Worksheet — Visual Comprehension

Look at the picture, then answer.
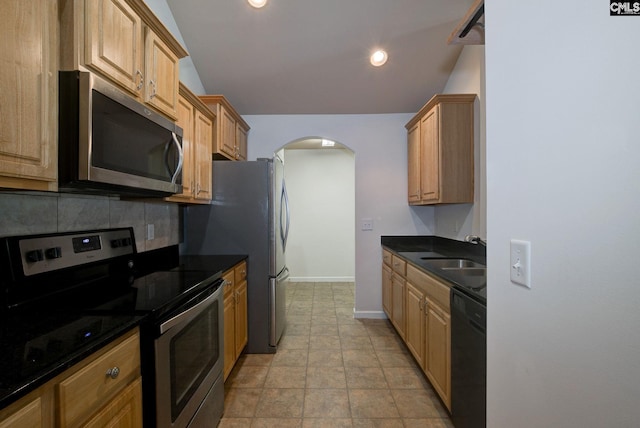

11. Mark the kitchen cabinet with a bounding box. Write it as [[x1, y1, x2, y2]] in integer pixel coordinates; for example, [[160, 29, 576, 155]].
[[405, 94, 476, 205], [223, 261, 248, 380], [0, 0, 58, 192], [0, 328, 142, 428], [60, 0, 188, 120], [381, 248, 453, 411], [199, 95, 250, 161], [166, 83, 214, 204]]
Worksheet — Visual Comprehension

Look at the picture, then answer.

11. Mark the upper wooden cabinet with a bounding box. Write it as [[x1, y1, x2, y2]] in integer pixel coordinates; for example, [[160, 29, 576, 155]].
[[166, 83, 215, 204], [60, 0, 188, 120], [199, 95, 250, 161], [405, 94, 476, 205], [0, 0, 58, 192]]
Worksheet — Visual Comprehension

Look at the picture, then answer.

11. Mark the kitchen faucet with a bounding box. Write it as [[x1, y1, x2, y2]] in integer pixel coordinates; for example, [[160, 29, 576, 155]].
[[465, 235, 487, 246]]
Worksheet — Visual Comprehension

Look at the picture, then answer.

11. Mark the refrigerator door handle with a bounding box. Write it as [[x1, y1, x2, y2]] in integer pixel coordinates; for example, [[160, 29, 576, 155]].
[[281, 179, 291, 251]]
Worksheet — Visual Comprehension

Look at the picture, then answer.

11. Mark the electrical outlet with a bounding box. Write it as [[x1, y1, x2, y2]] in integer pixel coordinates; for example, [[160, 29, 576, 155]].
[[361, 218, 373, 231], [510, 239, 531, 288], [147, 224, 155, 241]]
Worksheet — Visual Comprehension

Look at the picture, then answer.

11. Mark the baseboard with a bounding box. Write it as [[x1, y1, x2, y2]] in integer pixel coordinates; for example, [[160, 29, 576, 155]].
[[289, 276, 355, 282], [353, 310, 388, 319]]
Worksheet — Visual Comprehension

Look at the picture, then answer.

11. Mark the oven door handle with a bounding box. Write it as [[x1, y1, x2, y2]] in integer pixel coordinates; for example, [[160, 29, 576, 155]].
[[159, 285, 221, 334]]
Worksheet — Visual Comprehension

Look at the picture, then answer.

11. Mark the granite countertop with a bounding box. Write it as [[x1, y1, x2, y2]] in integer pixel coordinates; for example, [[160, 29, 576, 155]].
[[381, 236, 486, 302], [0, 253, 246, 410]]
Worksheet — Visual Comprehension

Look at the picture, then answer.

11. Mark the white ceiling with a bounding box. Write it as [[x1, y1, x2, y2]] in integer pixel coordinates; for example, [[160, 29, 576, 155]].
[[166, 0, 475, 115]]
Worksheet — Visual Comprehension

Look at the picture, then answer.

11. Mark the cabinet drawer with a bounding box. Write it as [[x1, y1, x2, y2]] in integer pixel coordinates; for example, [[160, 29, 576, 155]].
[[234, 261, 247, 283], [222, 269, 235, 297], [391, 255, 406, 276], [382, 249, 392, 266], [406, 264, 450, 311], [57, 331, 140, 427]]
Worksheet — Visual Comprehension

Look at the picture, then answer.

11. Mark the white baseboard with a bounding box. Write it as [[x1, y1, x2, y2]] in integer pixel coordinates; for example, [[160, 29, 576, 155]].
[[289, 276, 355, 283], [353, 310, 388, 319]]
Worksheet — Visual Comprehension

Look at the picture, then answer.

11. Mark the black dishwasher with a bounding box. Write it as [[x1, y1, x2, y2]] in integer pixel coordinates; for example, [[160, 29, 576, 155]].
[[451, 286, 486, 428]]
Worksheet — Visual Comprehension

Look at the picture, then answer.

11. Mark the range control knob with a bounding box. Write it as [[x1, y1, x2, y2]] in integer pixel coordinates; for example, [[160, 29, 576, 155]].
[[45, 247, 62, 259], [25, 249, 44, 263]]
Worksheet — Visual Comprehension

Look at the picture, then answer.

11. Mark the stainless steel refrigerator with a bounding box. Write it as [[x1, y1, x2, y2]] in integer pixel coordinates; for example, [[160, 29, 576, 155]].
[[183, 156, 290, 353]]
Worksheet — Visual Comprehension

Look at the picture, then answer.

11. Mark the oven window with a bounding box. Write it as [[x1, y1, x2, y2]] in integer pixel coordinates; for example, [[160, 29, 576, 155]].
[[170, 300, 220, 421]]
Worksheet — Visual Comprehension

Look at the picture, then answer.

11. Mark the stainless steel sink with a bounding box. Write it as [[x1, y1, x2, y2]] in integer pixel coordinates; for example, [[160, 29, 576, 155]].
[[421, 258, 484, 269], [441, 267, 486, 277]]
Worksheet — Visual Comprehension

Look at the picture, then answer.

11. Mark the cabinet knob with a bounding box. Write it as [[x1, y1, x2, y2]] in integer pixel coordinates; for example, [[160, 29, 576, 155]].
[[105, 367, 120, 379]]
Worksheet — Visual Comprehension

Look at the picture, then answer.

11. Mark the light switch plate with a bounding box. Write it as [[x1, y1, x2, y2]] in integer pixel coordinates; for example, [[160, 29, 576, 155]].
[[510, 239, 531, 288], [361, 218, 373, 231]]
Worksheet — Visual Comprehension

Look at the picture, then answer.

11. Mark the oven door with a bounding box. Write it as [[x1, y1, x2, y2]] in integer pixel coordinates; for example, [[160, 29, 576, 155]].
[[154, 282, 224, 428]]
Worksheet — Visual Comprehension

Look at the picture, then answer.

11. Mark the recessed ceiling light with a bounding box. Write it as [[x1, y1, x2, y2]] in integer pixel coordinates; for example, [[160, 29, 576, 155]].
[[370, 49, 388, 67], [248, 0, 267, 8]]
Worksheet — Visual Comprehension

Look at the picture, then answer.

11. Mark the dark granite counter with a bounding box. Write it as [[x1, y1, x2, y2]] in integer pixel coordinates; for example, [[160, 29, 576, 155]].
[[381, 236, 486, 303]]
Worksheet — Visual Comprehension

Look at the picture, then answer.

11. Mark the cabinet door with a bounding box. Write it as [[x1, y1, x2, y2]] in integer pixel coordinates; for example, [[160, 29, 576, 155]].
[[420, 107, 440, 202], [425, 300, 451, 410], [235, 280, 248, 357], [144, 27, 179, 119], [407, 121, 421, 203], [194, 110, 213, 201], [405, 283, 425, 365], [83, 378, 142, 428], [236, 124, 248, 161], [382, 264, 392, 318], [85, 0, 143, 96], [218, 106, 237, 159], [0, 0, 58, 191], [169, 94, 195, 200], [391, 275, 405, 339], [0, 397, 43, 428]]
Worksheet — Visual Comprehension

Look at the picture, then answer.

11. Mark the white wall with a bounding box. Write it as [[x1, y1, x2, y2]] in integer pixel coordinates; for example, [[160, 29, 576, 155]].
[[436, 45, 486, 240], [284, 148, 355, 282], [244, 114, 435, 317], [486, 1, 640, 426]]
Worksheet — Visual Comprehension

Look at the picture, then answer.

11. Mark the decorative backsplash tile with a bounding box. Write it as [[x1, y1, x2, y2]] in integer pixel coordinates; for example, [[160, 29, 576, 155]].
[[0, 192, 180, 253]]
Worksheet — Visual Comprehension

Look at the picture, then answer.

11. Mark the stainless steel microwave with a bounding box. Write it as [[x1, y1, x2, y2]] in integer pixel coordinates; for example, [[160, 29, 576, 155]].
[[58, 71, 183, 197]]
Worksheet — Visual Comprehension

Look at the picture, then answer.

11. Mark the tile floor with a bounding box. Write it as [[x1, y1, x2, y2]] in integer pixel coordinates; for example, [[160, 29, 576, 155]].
[[219, 282, 454, 428]]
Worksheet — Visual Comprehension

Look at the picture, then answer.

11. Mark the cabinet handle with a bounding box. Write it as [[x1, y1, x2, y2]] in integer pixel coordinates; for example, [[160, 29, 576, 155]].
[[149, 79, 156, 99], [135, 70, 144, 90], [196, 182, 201, 195], [105, 367, 120, 379]]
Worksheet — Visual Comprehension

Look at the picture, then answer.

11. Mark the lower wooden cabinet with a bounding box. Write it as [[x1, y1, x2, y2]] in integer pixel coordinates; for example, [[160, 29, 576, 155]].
[[0, 328, 142, 428], [223, 260, 248, 380], [381, 248, 452, 411]]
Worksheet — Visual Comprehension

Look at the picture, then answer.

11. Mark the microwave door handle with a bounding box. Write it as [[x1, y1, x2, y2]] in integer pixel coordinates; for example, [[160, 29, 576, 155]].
[[171, 132, 183, 184]]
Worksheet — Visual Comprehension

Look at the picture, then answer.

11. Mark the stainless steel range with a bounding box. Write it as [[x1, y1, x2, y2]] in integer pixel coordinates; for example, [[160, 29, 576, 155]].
[[0, 228, 225, 428]]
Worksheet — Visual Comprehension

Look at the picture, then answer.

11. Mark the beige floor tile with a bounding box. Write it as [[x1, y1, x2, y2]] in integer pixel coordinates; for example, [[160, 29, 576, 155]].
[[403, 418, 455, 428], [348, 389, 400, 419], [338, 324, 370, 337], [310, 324, 338, 336], [279, 335, 310, 350], [342, 349, 380, 368], [272, 348, 309, 366], [383, 367, 430, 389], [390, 389, 448, 418], [306, 366, 347, 389], [286, 323, 312, 336], [309, 335, 341, 350], [370, 335, 405, 351], [255, 389, 305, 418], [225, 365, 269, 388], [238, 353, 274, 367], [340, 336, 373, 350], [311, 315, 338, 325], [265, 366, 307, 388], [217, 417, 253, 427], [375, 350, 416, 368], [308, 349, 344, 367], [345, 367, 388, 389], [303, 389, 351, 418], [252, 418, 303, 427], [302, 418, 353, 428], [223, 388, 261, 417], [352, 419, 404, 428]]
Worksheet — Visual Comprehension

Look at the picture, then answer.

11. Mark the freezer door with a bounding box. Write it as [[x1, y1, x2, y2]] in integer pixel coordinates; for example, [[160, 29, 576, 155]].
[[270, 267, 289, 346]]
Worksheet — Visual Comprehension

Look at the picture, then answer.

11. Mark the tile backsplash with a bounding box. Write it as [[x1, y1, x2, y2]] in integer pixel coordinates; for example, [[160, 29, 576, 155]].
[[0, 192, 179, 252]]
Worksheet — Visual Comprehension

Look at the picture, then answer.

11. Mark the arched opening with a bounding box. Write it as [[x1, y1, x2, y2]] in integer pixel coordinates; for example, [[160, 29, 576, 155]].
[[274, 137, 356, 294]]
